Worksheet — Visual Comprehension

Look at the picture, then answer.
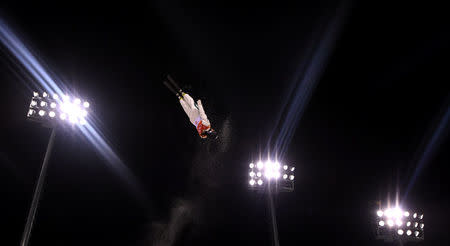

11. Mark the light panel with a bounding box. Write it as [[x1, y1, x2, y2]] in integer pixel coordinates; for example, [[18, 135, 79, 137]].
[[27, 91, 90, 126], [248, 160, 295, 191], [375, 207, 424, 242]]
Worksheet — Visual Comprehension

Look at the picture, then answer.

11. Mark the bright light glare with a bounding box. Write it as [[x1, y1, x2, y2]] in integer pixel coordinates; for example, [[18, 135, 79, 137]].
[[53, 94, 59, 99], [398, 229, 404, 235], [38, 110, 45, 116], [274, 171, 280, 179], [59, 100, 87, 125], [414, 222, 418, 228], [27, 109, 35, 116], [264, 160, 281, 180], [379, 220, 385, 227], [393, 207, 403, 218], [407, 230, 412, 236], [407, 221, 411, 227], [249, 179, 255, 186], [49, 111, 55, 118], [42, 92, 48, 97], [249, 171, 255, 177], [69, 115, 77, 124], [414, 231, 419, 237], [30, 100, 37, 106], [264, 169, 275, 179], [283, 165, 288, 170], [249, 163, 254, 168], [420, 223, 424, 229], [377, 210, 383, 217], [274, 161, 280, 170], [257, 179, 263, 185], [384, 209, 392, 218], [60, 113, 66, 120], [291, 167, 295, 171], [396, 219, 402, 227], [33, 92, 39, 97], [257, 161, 263, 169], [40, 101, 46, 107], [404, 211, 410, 217], [289, 175, 294, 180], [283, 174, 288, 179], [413, 213, 417, 218], [83, 101, 90, 108], [50, 102, 56, 108], [256, 172, 262, 177], [387, 220, 394, 227], [419, 214, 423, 219], [74, 98, 81, 104]]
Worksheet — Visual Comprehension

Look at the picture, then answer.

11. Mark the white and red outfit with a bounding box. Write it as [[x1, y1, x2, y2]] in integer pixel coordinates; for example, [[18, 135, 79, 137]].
[[179, 93, 211, 138]]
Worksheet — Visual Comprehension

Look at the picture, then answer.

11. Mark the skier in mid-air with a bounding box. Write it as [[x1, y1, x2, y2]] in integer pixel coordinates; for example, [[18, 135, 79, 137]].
[[163, 75, 217, 139], [152, 75, 231, 245]]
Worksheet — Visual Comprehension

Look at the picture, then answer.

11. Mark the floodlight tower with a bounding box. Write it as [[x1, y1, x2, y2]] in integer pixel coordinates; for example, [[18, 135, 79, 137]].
[[21, 91, 90, 246], [248, 160, 296, 246], [373, 204, 424, 245]]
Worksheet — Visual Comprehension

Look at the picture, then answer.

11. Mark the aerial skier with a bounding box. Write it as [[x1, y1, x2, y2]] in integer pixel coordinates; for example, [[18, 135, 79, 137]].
[[150, 75, 231, 245], [163, 75, 217, 139]]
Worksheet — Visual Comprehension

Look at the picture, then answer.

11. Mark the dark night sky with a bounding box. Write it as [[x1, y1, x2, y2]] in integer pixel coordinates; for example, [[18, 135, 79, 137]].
[[1, 1, 449, 245]]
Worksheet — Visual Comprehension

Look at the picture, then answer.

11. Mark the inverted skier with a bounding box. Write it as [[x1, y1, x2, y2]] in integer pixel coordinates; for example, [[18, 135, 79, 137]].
[[164, 75, 217, 139]]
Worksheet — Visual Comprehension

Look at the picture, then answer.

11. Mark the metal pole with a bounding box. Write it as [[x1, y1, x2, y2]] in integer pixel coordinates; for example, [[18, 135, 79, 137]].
[[267, 182, 280, 246], [20, 128, 57, 246], [395, 236, 404, 246]]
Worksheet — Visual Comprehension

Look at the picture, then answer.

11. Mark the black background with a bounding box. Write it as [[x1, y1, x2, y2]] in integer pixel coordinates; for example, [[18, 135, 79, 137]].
[[1, 1, 449, 245]]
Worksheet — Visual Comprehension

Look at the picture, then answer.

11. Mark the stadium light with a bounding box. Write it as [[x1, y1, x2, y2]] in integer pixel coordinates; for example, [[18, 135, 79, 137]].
[[247, 158, 296, 246], [21, 91, 91, 246], [27, 91, 90, 126], [374, 205, 424, 244], [248, 159, 295, 192]]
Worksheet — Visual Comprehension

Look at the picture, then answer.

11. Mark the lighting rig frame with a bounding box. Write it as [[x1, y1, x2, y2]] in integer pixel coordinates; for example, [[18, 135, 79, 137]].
[[27, 91, 90, 127], [374, 206, 425, 244], [248, 160, 295, 192]]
